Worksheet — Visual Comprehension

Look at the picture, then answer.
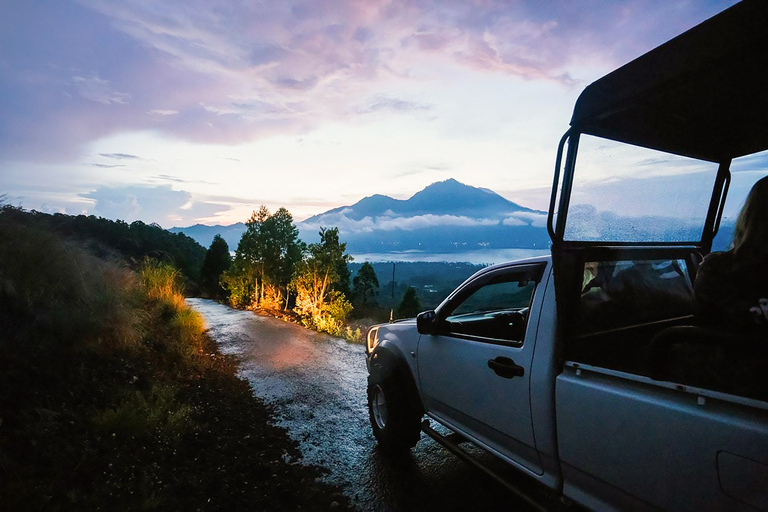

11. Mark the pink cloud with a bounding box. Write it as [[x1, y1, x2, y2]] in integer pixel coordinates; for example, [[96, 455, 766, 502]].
[[1, 0, 737, 161]]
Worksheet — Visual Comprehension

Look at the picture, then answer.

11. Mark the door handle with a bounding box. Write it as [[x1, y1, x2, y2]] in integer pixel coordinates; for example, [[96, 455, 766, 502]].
[[487, 356, 525, 379]]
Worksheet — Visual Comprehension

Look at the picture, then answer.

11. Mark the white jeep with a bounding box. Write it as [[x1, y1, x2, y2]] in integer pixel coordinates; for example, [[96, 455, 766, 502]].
[[365, 2, 768, 511]]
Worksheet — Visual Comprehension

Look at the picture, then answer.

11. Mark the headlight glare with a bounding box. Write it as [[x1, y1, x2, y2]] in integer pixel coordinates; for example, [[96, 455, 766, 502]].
[[366, 326, 380, 353]]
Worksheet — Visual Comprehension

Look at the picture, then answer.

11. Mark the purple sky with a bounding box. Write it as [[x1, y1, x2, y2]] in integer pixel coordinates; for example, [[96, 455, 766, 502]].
[[0, 1, 739, 228]]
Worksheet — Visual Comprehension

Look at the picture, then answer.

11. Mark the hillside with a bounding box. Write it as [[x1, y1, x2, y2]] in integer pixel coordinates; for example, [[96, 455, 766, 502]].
[[3, 206, 207, 282], [0, 205, 354, 511]]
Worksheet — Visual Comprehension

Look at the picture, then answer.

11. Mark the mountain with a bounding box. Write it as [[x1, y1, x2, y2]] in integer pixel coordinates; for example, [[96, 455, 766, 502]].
[[171, 179, 550, 257], [303, 178, 536, 222]]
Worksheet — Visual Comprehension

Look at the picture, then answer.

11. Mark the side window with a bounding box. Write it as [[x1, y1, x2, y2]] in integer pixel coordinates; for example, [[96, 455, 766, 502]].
[[443, 273, 538, 343], [578, 258, 694, 335]]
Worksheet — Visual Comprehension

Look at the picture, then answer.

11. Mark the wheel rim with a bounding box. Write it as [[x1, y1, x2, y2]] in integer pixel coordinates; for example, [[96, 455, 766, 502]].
[[371, 384, 388, 430]]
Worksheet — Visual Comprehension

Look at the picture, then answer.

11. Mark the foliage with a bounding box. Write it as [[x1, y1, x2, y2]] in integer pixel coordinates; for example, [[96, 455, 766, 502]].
[[0, 213, 203, 508], [291, 227, 353, 334], [352, 261, 379, 309], [0, 207, 144, 352], [200, 234, 232, 299], [343, 326, 364, 343], [0, 204, 206, 283], [223, 206, 303, 310], [220, 257, 257, 309], [397, 286, 422, 319], [220, 207, 359, 337]]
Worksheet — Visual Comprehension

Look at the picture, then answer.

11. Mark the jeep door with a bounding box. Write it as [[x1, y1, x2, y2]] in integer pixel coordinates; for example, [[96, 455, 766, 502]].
[[417, 261, 547, 476]]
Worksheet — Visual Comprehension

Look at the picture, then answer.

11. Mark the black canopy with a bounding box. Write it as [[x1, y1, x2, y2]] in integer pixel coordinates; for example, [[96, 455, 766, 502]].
[[571, 0, 768, 163]]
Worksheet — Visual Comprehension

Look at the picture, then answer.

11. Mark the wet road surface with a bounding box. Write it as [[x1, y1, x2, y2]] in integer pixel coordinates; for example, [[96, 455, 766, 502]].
[[189, 298, 549, 511]]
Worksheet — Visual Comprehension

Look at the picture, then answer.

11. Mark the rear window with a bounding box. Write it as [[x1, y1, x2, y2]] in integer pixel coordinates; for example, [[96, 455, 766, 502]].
[[563, 135, 718, 243], [578, 258, 694, 335]]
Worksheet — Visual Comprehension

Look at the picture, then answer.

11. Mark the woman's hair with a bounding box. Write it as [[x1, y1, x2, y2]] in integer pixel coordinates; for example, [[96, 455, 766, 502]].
[[732, 175, 768, 256]]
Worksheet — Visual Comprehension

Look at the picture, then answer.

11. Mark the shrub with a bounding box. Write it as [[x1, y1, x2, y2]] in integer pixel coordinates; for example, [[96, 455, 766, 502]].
[[93, 383, 191, 442]]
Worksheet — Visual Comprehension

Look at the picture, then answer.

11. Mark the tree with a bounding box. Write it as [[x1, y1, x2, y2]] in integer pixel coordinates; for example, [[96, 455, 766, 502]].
[[200, 234, 231, 299], [397, 286, 421, 319], [352, 262, 379, 310], [292, 227, 352, 334], [259, 207, 304, 309], [235, 205, 270, 305], [223, 206, 303, 310]]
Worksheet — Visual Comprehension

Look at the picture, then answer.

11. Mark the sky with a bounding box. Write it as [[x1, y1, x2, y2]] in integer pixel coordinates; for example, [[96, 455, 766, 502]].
[[0, 0, 743, 229]]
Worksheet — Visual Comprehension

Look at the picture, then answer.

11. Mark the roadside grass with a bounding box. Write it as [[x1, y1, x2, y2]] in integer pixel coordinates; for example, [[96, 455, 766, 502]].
[[0, 212, 354, 511]]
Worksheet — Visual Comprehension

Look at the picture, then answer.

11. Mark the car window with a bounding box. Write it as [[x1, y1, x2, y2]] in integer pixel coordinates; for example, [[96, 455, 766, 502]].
[[443, 275, 537, 343], [578, 258, 694, 335]]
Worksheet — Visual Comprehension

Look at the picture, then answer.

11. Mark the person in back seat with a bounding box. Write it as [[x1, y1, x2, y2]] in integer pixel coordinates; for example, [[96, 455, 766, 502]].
[[694, 176, 768, 336]]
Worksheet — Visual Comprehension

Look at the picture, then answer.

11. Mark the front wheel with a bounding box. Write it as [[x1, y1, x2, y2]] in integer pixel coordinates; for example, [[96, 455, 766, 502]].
[[367, 372, 421, 451]]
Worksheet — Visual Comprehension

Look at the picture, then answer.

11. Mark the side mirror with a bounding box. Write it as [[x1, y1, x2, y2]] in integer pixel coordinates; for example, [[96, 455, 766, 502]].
[[417, 310, 438, 335]]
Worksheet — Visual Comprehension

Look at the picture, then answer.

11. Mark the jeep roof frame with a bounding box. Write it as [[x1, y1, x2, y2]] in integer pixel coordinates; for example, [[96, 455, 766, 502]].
[[548, 0, 768, 251]]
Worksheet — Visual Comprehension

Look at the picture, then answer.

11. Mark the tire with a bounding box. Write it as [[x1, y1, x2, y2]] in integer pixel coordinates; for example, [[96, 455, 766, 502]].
[[367, 370, 422, 451]]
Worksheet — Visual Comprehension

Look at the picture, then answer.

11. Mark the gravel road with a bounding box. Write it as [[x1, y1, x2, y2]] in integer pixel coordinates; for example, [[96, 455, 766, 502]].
[[188, 298, 545, 511]]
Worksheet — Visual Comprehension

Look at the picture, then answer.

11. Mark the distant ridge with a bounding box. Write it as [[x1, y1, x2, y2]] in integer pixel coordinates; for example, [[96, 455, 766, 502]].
[[168, 222, 246, 250], [171, 179, 550, 255]]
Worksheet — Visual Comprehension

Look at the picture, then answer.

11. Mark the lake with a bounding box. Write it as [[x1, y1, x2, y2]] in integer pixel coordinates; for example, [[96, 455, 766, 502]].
[[350, 248, 550, 265]]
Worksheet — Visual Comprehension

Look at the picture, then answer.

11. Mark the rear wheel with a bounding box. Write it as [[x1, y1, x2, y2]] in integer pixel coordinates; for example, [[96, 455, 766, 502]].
[[367, 371, 421, 451]]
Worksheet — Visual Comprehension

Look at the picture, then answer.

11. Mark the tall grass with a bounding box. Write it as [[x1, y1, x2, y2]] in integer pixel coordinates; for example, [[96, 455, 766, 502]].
[[139, 258, 206, 358], [0, 212, 144, 351], [0, 210, 209, 510]]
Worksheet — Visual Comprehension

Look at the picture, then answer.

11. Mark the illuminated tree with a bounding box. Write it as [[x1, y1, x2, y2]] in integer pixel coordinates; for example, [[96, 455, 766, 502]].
[[222, 206, 302, 309], [292, 227, 352, 334], [260, 207, 304, 309]]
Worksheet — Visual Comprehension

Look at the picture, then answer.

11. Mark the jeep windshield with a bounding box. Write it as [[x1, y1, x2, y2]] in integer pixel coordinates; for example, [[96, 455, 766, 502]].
[[561, 135, 719, 244]]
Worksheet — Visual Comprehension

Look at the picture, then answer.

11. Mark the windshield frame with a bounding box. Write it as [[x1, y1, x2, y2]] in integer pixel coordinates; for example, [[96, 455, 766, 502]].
[[548, 129, 731, 252]]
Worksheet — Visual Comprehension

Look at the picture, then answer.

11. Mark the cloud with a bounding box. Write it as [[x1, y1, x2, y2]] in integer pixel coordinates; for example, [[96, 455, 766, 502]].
[[150, 174, 217, 185], [0, 1, 738, 163], [148, 109, 179, 116], [502, 216, 526, 227], [503, 211, 548, 228], [303, 212, 499, 234], [99, 153, 140, 160], [360, 95, 432, 114], [72, 75, 130, 105], [81, 184, 229, 227]]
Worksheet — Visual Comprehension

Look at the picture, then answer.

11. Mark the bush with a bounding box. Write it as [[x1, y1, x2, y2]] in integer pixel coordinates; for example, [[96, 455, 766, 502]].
[[220, 268, 255, 309], [93, 383, 191, 442], [297, 290, 352, 337]]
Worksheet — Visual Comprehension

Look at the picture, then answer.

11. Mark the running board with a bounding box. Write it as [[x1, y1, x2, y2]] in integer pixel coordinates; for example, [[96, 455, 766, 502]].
[[420, 420, 551, 512]]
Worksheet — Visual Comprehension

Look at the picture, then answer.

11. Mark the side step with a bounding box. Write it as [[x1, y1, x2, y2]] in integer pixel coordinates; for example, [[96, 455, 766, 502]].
[[420, 419, 552, 512]]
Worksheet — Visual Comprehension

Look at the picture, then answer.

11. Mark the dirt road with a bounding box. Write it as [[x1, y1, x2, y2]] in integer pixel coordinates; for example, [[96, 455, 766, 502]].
[[189, 298, 545, 511]]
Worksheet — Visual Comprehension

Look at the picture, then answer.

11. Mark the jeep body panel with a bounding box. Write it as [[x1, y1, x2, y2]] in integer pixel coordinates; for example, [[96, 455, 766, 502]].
[[417, 258, 552, 477], [366, 319, 420, 381]]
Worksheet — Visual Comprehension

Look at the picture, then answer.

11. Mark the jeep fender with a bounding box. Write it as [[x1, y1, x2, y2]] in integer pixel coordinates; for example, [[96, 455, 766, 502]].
[[369, 342, 425, 416]]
